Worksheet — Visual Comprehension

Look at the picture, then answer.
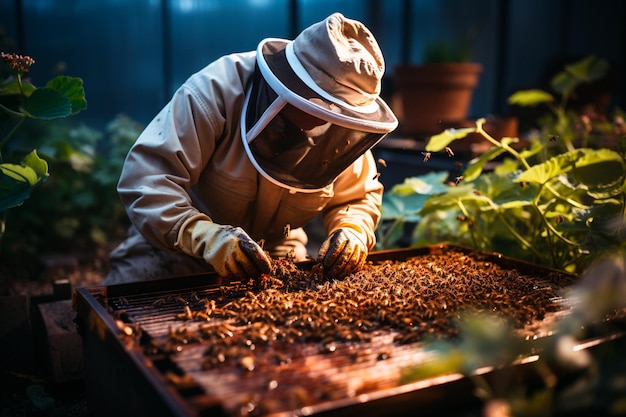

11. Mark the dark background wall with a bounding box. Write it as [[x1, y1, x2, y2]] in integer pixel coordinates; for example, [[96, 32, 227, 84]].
[[1, 0, 625, 131]]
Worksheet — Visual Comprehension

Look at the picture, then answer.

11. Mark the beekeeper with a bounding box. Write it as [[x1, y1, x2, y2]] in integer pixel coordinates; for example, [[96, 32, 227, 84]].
[[103, 12, 397, 285]]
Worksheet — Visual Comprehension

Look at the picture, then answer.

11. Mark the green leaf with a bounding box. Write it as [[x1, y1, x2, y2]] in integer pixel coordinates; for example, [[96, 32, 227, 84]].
[[420, 183, 476, 214], [517, 138, 544, 160], [0, 174, 33, 211], [464, 146, 507, 181], [426, 127, 476, 152], [564, 55, 606, 79], [0, 79, 36, 96], [516, 151, 581, 185], [46, 75, 87, 114], [507, 89, 554, 107], [551, 72, 580, 97], [25, 87, 72, 120], [382, 192, 428, 221], [389, 171, 449, 196], [516, 148, 625, 188], [0, 151, 49, 211], [572, 148, 626, 189], [382, 172, 450, 222], [23, 150, 49, 178], [0, 162, 39, 184], [551, 56, 609, 95], [493, 158, 521, 175]]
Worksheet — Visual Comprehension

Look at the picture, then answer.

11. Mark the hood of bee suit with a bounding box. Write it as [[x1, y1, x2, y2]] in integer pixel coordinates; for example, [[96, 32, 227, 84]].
[[240, 12, 398, 193]]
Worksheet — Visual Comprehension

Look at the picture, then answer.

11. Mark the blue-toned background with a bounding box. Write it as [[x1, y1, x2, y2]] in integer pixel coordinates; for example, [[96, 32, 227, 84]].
[[1, 0, 624, 129]]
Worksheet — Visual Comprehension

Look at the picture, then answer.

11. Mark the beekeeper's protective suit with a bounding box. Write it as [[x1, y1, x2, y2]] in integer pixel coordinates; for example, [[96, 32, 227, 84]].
[[103, 13, 398, 285]]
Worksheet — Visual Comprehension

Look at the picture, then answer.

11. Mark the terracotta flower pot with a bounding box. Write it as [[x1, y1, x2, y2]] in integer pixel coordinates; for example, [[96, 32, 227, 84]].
[[393, 63, 483, 135]]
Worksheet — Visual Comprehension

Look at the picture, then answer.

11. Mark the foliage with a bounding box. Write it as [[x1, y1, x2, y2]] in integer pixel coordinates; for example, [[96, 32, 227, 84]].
[[2, 114, 141, 258], [508, 55, 614, 153], [0, 52, 86, 214], [378, 56, 626, 274]]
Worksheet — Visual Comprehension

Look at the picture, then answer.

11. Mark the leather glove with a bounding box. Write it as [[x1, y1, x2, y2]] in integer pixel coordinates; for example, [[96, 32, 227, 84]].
[[176, 218, 272, 280], [317, 226, 368, 279]]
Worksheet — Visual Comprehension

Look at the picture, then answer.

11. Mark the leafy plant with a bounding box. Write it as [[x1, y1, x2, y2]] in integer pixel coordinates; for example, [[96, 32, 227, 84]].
[[379, 118, 625, 273], [378, 56, 626, 274], [0, 51, 86, 238], [2, 114, 141, 258], [508, 55, 613, 152]]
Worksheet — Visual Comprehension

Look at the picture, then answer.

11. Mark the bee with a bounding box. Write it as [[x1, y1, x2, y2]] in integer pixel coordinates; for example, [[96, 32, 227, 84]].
[[377, 158, 387, 167], [421, 152, 431, 162], [445, 146, 454, 157], [455, 175, 464, 185], [473, 190, 482, 195]]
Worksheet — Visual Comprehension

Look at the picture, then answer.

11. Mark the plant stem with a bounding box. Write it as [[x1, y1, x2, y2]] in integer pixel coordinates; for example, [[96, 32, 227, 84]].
[[0, 117, 26, 162], [475, 120, 532, 170], [379, 218, 405, 249], [456, 200, 479, 248], [495, 211, 544, 259]]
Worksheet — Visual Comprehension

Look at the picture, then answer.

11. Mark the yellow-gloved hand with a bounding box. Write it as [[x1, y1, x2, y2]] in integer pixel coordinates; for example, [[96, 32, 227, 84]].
[[317, 226, 368, 279], [176, 219, 272, 280]]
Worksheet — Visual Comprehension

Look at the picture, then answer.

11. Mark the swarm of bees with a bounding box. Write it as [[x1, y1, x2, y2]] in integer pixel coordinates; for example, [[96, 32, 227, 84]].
[[113, 251, 571, 367]]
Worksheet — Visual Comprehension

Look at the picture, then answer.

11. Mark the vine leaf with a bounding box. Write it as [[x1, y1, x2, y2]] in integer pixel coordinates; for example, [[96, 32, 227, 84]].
[[25, 87, 72, 120], [426, 127, 476, 152], [516, 148, 624, 187]]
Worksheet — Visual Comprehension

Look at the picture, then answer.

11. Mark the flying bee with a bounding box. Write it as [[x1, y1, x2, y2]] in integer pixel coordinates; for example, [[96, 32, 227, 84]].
[[421, 152, 431, 162], [445, 147, 454, 157]]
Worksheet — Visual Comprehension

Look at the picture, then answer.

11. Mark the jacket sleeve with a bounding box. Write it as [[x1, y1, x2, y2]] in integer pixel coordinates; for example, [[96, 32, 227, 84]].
[[321, 150, 384, 250], [117, 53, 255, 252]]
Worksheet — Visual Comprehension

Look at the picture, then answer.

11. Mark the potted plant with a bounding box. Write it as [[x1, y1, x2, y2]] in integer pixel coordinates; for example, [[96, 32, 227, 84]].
[[392, 38, 483, 136]]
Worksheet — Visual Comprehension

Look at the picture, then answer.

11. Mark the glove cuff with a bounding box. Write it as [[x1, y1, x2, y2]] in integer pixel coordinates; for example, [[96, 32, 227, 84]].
[[174, 214, 213, 257]]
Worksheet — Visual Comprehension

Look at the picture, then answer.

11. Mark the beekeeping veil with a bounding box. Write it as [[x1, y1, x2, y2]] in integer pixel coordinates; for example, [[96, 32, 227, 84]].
[[241, 12, 398, 192]]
